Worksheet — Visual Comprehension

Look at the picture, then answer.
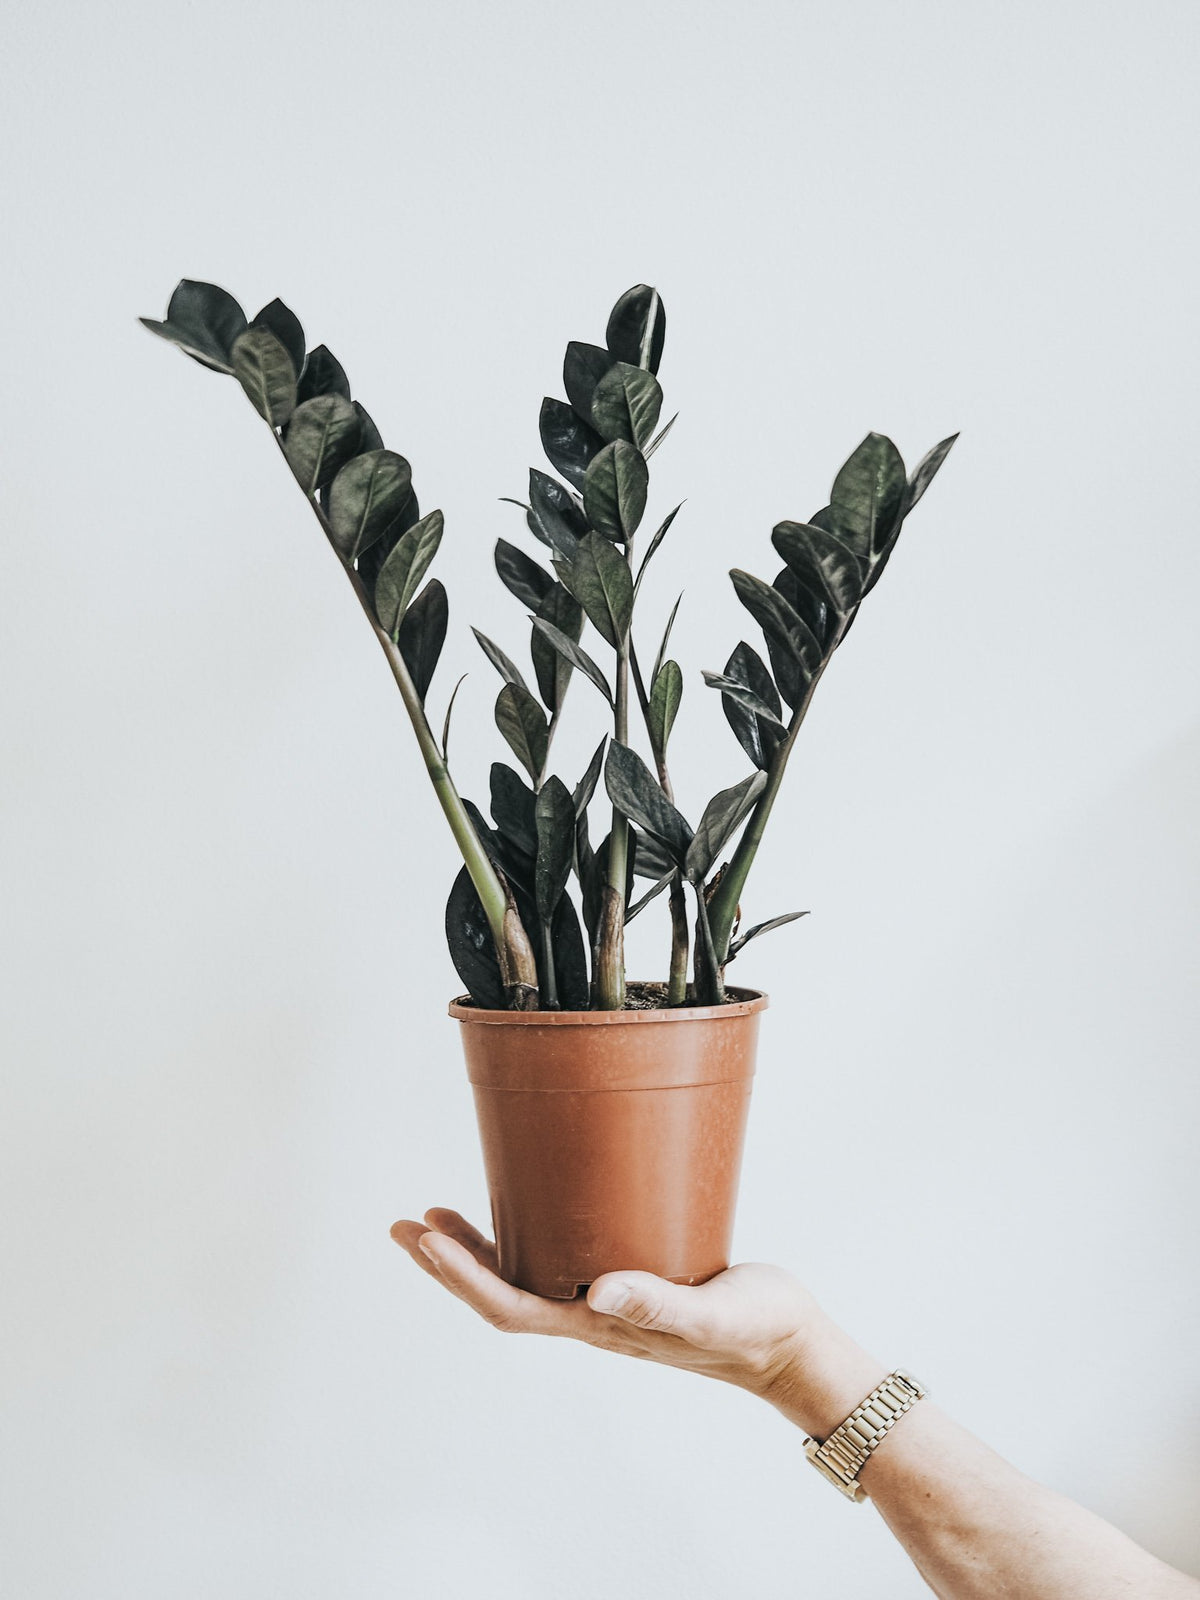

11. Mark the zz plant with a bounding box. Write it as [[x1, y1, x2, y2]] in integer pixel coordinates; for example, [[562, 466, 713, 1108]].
[[141, 280, 955, 1012]]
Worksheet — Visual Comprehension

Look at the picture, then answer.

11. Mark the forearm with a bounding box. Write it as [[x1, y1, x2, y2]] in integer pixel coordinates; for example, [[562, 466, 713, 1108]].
[[762, 1314, 1199, 1600]]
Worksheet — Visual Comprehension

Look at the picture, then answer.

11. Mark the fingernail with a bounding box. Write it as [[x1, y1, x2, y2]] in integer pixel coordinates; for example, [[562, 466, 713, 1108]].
[[592, 1283, 631, 1315], [418, 1236, 440, 1264]]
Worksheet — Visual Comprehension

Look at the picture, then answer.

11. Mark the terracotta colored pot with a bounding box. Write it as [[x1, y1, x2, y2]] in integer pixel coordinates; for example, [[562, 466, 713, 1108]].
[[450, 986, 768, 1299]]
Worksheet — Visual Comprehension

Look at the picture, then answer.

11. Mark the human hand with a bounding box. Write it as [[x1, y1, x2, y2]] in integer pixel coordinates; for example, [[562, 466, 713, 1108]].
[[391, 1209, 886, 1435]]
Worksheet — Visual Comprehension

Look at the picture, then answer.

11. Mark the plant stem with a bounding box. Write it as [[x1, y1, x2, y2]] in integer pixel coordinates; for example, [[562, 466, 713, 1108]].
[[629, 639, 689, 1004], [691, 882, 725, 1005], [271, 432, 539, 1004], [594, 539, 634, 1011], [705, 648, 837, 968], [540, 919, 559, 1009]]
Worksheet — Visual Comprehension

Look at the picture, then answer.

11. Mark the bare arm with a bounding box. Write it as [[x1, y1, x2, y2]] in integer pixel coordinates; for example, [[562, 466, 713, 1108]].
[[392, 1210, 1198, 1600]]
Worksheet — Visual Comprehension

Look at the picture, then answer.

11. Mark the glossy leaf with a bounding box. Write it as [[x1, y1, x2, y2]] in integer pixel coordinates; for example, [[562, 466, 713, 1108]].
[[353, 401, 384, 452], [397, 579, 447, 704], [630, 824, 677, 880], [563, 341, 617, 421], [728, 909, 810, 960], [490, 763, 538, 858], [652, 593, 683, 685], [557, 531, 633, 649], [495, 538, 555, 611], [771, 520, 865, 616], [139, 279, 247, 373], [583, 440, 648, 542], [701, 669, 786, 729], [573, 739, 607, 819], [231, 325, 296, 427], [473, 629, 530, 693], [684, 771, 767, 884], [251, 298, 305, 383], [774, 563, 835, 654], [441, 673, 467, 763], [534, 776, 575, 922], [283, 394, 361, 494], [528, 469, 586, 559], [445, 866, 505, 1010], [648, 660, 683, 757], [644, 411, 678, 459], [590, 362, 663, 450], [374, 510, 444, 640], [356, 489, 420, 592], [829, 432, 906, 560], [604, 741, 692, 865], [327, 449, 413, 561], [633, 502, 683, 597], [539, 397, 604, 490], [905, 432, 958, 514], [714, 641, 785, 771], [531, 614, 612, 707], [547, 890, 590, 1009], [495, 683, 548, 783], [606, 284, 665, 374], [730, 568, 823, 708], [530, 585, 584, 712], [296, 344, 351, 403]]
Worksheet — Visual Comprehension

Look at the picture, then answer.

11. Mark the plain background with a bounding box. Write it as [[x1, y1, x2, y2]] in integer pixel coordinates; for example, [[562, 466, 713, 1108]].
[[3, 3, 1198, 1596]]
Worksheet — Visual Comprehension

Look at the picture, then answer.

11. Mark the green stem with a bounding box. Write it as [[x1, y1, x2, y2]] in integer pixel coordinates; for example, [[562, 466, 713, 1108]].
[[691, 882, 725, 1004], [595, 539, 634, 1011], [629, 639, 689, 1004], [705, 649, 836, 967], [540, 919, 559, 1009], [271, 432, 538, 1001]]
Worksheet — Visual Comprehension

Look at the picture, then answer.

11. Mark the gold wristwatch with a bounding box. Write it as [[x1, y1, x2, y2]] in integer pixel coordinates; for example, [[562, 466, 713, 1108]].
[[803, 1369, 926, 1501]]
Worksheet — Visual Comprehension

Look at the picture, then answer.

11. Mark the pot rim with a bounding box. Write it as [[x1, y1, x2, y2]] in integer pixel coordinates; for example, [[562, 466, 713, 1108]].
[[448, 985, 768, 1026]]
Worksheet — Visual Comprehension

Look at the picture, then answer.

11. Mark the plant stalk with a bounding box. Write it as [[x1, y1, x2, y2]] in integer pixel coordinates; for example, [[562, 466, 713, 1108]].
[[594, 539, 634, 1010], [272, 432, 539, 1004], [629, 639, 689, 1004], [691, 882, 725, 1005]]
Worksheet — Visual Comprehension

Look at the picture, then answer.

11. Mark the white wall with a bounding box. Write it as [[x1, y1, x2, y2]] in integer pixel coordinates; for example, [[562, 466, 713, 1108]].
[[3, 3, 1198, 1596]]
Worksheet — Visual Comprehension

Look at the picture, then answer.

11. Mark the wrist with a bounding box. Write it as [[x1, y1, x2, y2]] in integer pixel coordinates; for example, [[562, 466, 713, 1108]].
[[756, 1308, 890, 1439]]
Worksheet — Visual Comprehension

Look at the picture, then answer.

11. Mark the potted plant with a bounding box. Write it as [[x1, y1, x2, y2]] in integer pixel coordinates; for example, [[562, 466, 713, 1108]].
[[141, 280, 955, 1296]]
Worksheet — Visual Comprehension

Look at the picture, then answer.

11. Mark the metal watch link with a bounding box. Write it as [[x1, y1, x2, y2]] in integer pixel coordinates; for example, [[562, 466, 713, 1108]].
[[803, 1369, 927, 1502]]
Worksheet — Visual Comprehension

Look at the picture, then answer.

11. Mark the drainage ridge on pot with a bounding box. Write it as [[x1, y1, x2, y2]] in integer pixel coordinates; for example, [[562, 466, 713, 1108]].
[[452, 987, 768, 1298]]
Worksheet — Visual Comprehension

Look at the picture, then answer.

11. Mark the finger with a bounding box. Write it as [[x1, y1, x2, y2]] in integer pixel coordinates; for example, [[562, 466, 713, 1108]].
[[422, 1208, 500, 1273], [417, 1230, 580, 1338], [587, 1270, 716, 1341], [390, 1219, 446, 1285]]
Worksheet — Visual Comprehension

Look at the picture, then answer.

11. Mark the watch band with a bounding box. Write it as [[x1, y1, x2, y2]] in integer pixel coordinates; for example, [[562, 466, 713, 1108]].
[[803, 1369, 926, 1502]]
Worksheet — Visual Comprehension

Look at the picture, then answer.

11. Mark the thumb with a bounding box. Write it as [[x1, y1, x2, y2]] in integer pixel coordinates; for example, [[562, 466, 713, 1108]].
[[587, 1271, 694, 1335]]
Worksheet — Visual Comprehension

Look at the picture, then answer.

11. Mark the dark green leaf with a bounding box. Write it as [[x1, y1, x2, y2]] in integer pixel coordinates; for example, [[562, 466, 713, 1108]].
[[652, 593, 683, 684], [774, 563, 835, 653], [374, 510, 444, 639], [139, 279, 248, 373], [904, 432, 958, 514], [684, 771, 768, 884], [495, 683, 548, 783], [441, 673, 467, 763], [728, 909, 810, 960], [771, 520, 865, 616], [530, 616, 613, 706], [283, 394, 361, 494], [633, 502, 683, 597], [495, 538, 555, 611], [473, 628, 530, 693], [829, 432, 906, 559], [231, 325, 296, 427], [548, 891, 589, 1009], [445, 865, 505, 1010], [606, 284, 666, 374], [353, 400, 384, 451], [534, 776, 575, 922], [539, 397, 604, 490], [296, 344, 351, 403], [356, 489, 419, 592], [530, 586, 584, 712], [644, 411, 678, 459], [563, 341, 617, 421], [701, 670, 786, 728], [648, 660, 683, 757], [604, 742, 692, 866], [398, 578, 447, 704], [528, 469, 586, 559], [582, 440, 648, 542], [573, 738, 607, 819], [489, 763, 537, 858], [730, 569, 823, 708], [715, 641, 785, 771], [251, 298, 305, 383], [327, 449, 413, 561], [557, 531, 633, 648], [590, 362, 664, 450], [630, 825, 676, 880]]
